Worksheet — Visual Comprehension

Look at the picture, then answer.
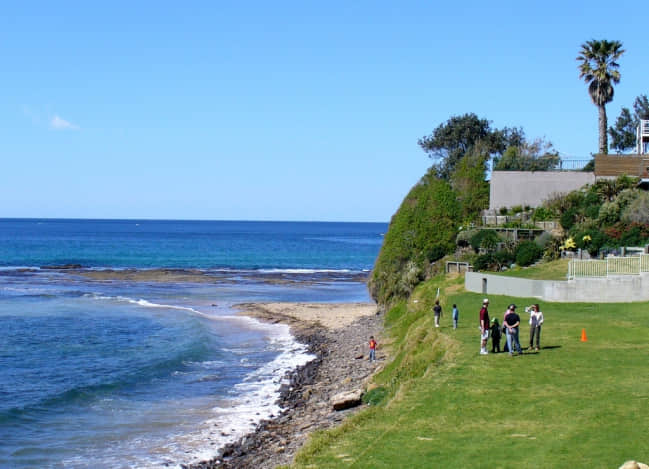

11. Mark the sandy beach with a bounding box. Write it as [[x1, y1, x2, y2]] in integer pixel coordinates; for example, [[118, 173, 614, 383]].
[[236, 302, 380, 330], [188, 301, 385, 469]]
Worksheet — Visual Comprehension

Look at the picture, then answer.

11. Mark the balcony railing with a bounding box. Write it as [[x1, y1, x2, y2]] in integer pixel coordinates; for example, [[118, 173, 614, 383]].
[[640, 120, 649, 136], [555, 159, 591, 170]]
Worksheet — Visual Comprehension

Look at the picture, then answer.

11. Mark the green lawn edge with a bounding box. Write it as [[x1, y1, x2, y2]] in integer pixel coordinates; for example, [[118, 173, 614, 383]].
[[483, 258, 570, 280], [286, 272, 649, 469]]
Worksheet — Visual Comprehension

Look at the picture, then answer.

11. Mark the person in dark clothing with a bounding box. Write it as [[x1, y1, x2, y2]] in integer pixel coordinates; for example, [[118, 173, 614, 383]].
[[490, 318, 501, 353], [433, 300, 442, 328], [504, 304, 523, 356]]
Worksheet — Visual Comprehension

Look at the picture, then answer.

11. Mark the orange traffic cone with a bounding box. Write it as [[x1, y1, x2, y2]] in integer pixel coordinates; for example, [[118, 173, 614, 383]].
[[580, 328, 588, 342]]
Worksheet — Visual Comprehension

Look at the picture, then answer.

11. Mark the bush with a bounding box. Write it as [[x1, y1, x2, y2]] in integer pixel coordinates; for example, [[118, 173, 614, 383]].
[[469, 229, 500, 252], [573, 229, 609, 256], [582, 191, 602, 219], [515, 240, 543, 266], [598, 201, 621, 225], [532, 206, 555, 222], [456, 228, 479, 247], [543, 237, 563, 261], [494, 250, 515, 269], [473, 253, 495, 271], [560, 208, 577, 231], [534, 231, 554, 249], [499, 207, 508, 215], [396, 260, 423, 297], [622, 192, 649, 224], [619, 222, 649, 246]]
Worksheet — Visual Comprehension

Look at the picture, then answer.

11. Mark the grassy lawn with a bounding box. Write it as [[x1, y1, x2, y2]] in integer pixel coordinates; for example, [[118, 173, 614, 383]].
[[488, 258, 570, 280], [287, 274, 649, 468]]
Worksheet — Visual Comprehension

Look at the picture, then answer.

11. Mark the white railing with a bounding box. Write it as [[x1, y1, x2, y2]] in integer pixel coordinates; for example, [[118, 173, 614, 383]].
[[568, 259, 607, 278], [568, 254, 649, 279], [641, 254, 649, 272], [607, 256, 640, 275]]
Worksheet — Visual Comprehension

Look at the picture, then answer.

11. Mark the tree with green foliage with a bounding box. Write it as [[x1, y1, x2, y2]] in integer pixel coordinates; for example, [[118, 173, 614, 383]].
[[450, 143, 490, 222], [418, 113, 515, 179], [577, 39, 625, 154], [493, 137, 560, 171], [609, 95, 649, 153]]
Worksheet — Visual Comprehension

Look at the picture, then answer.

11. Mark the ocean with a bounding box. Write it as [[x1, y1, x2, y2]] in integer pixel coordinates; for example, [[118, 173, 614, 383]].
[[0, 219, 385, 468]]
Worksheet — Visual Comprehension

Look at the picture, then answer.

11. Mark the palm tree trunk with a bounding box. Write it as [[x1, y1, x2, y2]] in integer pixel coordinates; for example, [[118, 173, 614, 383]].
[[599, 104, 608, 154]]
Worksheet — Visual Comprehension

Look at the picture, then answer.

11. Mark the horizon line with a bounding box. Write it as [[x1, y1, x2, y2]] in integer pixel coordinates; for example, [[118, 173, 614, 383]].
[[0, 216, 389, 224]]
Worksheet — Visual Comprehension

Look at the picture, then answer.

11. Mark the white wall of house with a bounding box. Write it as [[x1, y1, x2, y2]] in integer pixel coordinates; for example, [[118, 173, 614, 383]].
[[489, 171, 595, 210]]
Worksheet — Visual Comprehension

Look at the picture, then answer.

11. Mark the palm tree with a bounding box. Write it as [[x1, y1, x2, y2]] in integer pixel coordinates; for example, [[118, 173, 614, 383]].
[[577, 39, 625, 154]]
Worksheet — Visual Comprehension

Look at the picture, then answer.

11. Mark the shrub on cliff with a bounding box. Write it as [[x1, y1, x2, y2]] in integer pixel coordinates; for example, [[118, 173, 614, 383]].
[[515, 240, 543, 266], [369, 170, 460, 305], [469, 229, 500, 252]]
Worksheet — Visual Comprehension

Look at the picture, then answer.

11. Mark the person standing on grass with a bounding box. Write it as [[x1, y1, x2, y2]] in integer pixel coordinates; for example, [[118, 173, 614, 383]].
[[433, 300, 442, 328], [528, 304, 544, 351], [504, 304, 523, 356], [479, 299, 490, 355], [369, 336, 377, 362], [490, 317, 501, 353], [452, 304, 459, 329], [502, 308, 510, 353]]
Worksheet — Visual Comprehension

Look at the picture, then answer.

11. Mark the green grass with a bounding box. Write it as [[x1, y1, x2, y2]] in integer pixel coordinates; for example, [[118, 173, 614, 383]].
[[288, 275, 649, 469], [488, 258, 570, 280]]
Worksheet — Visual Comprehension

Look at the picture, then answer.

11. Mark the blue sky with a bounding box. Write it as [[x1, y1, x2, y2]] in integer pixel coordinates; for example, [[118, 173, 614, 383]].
[[1, 1, 648, 222]]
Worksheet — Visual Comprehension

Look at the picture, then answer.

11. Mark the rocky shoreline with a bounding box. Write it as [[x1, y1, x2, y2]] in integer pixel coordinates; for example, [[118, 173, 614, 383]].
[[186, 303, 385, 469]]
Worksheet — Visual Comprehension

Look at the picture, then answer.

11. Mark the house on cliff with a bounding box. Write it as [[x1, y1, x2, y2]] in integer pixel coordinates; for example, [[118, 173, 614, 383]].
[[489, 119, 649, 210]]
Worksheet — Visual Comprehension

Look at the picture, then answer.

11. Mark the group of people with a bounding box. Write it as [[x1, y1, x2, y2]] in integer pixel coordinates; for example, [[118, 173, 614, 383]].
[[479, 298, 544, 356], [373, 297, 545, 362], [433, 299, 460, 329]]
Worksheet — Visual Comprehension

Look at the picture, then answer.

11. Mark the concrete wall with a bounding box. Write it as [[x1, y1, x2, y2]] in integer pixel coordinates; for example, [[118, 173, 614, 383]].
[[465, 271, 649, 303], [489, 171, 595, 210]]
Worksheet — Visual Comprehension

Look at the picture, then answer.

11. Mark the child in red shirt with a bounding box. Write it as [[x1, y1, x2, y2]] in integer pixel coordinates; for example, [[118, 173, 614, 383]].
[[369, 336, 377, 362]]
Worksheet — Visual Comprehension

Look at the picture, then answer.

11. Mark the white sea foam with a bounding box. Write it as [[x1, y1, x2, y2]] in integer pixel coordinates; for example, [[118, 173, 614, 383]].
[[170, 328, 314, 467], [83, 293, 215, 319], [256, 268, 352, 274], [141, 322, 313, 468]]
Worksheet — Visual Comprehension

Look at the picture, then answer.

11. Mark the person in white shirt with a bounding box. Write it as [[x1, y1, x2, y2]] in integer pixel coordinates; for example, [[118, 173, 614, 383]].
[[527, 304, 544, 351]]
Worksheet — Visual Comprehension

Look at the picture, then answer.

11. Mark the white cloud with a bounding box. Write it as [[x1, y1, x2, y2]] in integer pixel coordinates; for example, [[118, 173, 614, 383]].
[[50, 115, 79, 130]]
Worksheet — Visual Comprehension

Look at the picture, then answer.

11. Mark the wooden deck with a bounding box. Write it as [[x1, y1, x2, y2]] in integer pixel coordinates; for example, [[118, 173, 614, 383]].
[[594, 154, 649, 177]]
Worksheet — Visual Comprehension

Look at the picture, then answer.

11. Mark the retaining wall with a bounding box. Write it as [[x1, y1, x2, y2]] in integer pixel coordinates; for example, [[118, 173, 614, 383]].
[[465, 271, 649, 303], [489, 171, 595, 210]]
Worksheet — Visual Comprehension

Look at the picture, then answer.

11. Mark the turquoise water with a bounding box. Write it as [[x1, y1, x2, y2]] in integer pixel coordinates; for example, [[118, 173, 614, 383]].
[[0, 219, 385, 468], [0, 219, 383, 270]]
